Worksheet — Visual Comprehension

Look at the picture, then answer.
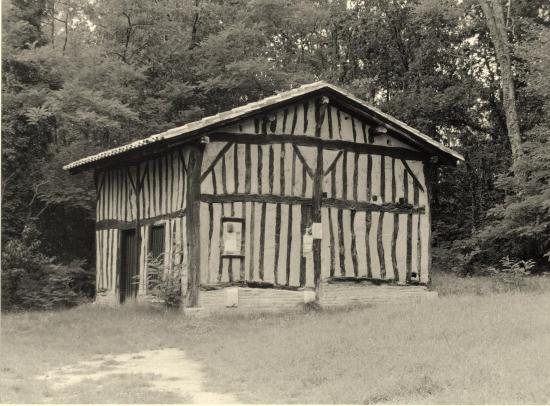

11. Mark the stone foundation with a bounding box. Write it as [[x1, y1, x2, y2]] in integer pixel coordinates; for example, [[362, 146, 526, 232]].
[[319, 280, 437, 307], [95, 281, 437, 312]]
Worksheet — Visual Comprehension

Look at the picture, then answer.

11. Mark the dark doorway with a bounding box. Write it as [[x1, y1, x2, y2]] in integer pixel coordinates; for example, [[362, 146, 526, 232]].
[[148, 225, 165, 290], [120, 229, 138, 303]]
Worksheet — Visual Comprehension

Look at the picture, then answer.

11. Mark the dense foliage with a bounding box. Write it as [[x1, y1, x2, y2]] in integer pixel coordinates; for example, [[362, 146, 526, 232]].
[[2, 0, 549, 310]]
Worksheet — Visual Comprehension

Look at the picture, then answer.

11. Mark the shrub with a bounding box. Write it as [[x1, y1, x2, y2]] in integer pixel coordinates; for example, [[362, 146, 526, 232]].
[[487, 256, 536, 289], [143, 252, 186, 309], [1, 224, 94, 311]]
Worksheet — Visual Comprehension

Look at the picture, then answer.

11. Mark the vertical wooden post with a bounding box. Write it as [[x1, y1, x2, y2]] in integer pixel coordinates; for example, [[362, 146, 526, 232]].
[[186, 144, 204, 307], [134, 165, 141, 300], [424, 161, 434, 286], [313, 96, 327, 299]]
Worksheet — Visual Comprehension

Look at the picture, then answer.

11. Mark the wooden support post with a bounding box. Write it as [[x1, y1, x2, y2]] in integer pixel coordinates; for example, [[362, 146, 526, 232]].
[[133, 165, 141, 301], [424, 161, 433, 286], [186, 144, 204, 307], [313, 97, 327, 299]]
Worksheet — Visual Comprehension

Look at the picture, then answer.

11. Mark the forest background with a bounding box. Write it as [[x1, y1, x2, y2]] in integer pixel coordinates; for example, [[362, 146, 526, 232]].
[[2, 0, 549, 310]]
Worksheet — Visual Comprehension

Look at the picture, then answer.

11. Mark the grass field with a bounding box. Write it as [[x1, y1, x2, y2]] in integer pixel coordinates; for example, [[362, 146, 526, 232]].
[[2, 273, 550, 404]]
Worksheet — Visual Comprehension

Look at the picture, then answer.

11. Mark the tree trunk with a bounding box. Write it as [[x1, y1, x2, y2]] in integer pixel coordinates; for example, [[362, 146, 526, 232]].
[[480, 0, 522, 164]]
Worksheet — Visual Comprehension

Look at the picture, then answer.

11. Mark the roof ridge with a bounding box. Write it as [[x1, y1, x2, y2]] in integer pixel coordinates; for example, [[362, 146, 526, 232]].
[[63, 81, 462, 172]]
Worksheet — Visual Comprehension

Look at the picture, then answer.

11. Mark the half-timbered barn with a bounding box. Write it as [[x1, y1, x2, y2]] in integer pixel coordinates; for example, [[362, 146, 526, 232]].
[[64, 82, 463, 310]]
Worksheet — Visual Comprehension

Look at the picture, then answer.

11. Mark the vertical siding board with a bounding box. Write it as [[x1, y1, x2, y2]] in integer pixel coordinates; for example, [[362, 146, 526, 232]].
[[237, 144, 246, 194], [353, 153, 359, 201], [273, 203, 282, 284], [302, 101, 309, 134], [406, 213, 413, 282], [343, 210, 354, 277], [262, 145, 270, 194], [210, 203, 221, 283], [252, 144, 260, 194], [248, 202, 256, 281], [105, 228, 111, 289], [272, 144, 281, 195], [244, 144, 252, 194], [377, 211, 385, 279], [380, 156, 386, 203], [278, 204, 289, 286], [391, 213, 399, 282], [285, 204, 293, 285], [226, 145, 235, 194], [350, 210, 359, 277], [263, 203, 276, 284], [336, 109, 342, 139], [327, 105, 334, 139], [321, 206, 331, 279], [382, 212, 394, 279], [152, 158, 157, 217], [335, 156, 343, 199], [96, 231, 102, 291], [290, 104, 298, 135], [385, 156, 393, 204], [258, 202, 267, 281], [337, 209, 345, 276], [233, 143, 240, 194], [289, 205, 302, 286], [221, 154, 228, 195], [366, 154, 372, 202], [244, 202, 252, 281], [357, 154, 367, 202], [145, 163, 151, 218], [391, 158, 396, 202], [328, 207, 336, 277], [342, 152, 348, 200], [355, 211, 367, 278], [365, 211, 372, 278], [284, 143, 293, 195], [351, 117, 358, 143], [199, 203, 209, 285]]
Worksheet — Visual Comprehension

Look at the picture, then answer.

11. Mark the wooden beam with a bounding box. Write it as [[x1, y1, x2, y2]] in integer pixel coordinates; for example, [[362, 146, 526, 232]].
[[186, 144, 204, 307], [400, 159, 425, 192], [321, 198, 425, 214], [292, 144, 315, 178], [96, 209, 187, 230], [200, 142, 233, 183], [200, 193, 311, 206], [209, 132, 427, 161]]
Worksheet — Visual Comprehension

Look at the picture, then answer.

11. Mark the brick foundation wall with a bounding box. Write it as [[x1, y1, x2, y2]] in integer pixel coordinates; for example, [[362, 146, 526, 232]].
[[200, 287, 306, 313], [95, 281, 437, 312], [319, 281, 437, 307]]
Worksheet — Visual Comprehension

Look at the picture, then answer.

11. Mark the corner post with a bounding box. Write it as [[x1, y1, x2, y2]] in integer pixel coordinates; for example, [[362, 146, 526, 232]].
[[186, 144, 204, 307], [313, 96, 328, 299]]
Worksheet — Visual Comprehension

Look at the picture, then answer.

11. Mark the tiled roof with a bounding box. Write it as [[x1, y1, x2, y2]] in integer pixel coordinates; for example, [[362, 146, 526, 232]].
[[63, 81, 464, 172]]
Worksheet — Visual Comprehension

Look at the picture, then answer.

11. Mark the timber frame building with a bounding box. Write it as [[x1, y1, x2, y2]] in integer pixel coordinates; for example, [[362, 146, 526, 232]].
[[65, 82, 464, 309]]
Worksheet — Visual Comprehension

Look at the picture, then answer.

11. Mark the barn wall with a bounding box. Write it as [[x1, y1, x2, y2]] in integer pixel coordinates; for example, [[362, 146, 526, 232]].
[[93, 93, 433, 306], [223, 98, 416, 150], [198, 94, 430, 288], [94, 147, 190, 303]]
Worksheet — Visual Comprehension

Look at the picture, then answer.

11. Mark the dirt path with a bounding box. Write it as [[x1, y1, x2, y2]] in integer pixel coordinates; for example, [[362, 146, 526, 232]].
[[39, 348, 237, 403]]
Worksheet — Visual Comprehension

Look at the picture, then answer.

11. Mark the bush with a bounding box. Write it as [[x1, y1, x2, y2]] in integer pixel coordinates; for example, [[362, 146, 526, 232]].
[[143, 252, 186, 309], [1, 224, 94, 311]]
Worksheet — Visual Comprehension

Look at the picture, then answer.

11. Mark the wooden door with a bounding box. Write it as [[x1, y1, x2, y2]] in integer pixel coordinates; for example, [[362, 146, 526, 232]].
[[119, 229, 138, 303]]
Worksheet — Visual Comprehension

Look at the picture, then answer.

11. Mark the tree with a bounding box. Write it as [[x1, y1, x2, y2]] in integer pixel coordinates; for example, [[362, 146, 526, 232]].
[[479, 0, 522, 163]]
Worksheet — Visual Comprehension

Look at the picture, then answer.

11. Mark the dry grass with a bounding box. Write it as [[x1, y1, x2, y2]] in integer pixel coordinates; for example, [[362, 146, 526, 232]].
[[2, 274, 550, 404]]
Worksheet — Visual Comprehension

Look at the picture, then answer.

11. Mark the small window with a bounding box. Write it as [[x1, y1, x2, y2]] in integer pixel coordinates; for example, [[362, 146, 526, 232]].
[[222, 218, 243, 257]]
